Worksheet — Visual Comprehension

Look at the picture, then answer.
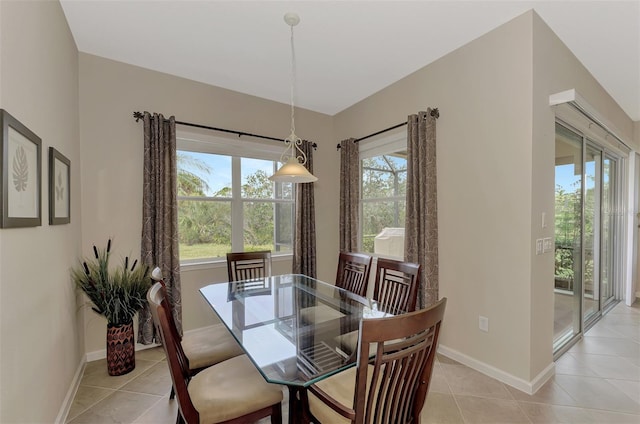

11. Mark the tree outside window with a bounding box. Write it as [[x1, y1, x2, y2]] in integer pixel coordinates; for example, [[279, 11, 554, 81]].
[[360, 152, 406, 258], [177, 150, 294, 262]]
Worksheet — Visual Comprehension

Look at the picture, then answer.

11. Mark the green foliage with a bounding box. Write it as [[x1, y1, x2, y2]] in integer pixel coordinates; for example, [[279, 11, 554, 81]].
[[176, 159, 293, 256], [362, 235, 375, 253], [361, 155, 407, 254], [554, 176, 599, 285], [71, 240, 150, 325], [555, 184, 580, 282], [179, 243, 274, 260], [178, 199, 231, 246], [177, 153, 211, 196], [362, 156, 406, 198]]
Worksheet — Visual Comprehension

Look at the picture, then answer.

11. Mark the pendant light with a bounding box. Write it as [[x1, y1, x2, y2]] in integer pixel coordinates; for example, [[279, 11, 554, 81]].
[[269, 13, 318, 183]]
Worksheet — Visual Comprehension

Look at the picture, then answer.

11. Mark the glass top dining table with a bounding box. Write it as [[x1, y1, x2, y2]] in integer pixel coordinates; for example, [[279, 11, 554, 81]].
[[199, 273, 371, 388]]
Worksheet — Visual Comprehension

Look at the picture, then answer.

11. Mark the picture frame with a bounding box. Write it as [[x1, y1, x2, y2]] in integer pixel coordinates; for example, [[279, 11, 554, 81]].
[[0, 109, 42, 228], [49, 147, 70, 225]]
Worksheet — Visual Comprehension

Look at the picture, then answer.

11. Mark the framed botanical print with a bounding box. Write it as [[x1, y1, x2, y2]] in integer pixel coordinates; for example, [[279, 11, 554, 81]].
[[0, 109, 42, 228], [49, 147, 70, 225]]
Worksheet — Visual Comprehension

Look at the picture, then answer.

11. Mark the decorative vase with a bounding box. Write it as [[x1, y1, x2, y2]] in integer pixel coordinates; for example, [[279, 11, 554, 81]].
[[106, 321, 135, 376]]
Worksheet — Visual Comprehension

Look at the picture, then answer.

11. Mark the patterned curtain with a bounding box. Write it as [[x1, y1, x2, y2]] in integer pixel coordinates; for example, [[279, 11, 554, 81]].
[[138, 112, 182, 343], [339, 138, 359, 252], [405, 109, 439, 308], [292, 140, 317, 278]]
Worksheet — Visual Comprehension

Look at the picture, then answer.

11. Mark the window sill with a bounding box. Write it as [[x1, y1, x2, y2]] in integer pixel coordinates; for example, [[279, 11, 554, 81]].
[[180, 253, 293, 273]]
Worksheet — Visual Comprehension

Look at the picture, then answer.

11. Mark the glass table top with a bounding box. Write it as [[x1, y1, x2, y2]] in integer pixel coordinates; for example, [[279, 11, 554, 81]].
[[199, 274, 369, 387]]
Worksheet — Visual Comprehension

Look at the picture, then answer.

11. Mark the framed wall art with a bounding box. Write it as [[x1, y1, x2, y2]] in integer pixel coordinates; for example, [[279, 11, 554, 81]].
[[49, 147, 70, 225], [0, 109, 42, 228]]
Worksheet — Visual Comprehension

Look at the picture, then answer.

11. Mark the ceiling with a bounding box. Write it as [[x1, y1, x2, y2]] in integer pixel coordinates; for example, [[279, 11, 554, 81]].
[[60, 1, 640, 120]]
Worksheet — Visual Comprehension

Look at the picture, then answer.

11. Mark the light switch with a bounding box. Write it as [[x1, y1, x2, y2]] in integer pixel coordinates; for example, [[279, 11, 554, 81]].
[[536, 239, 543, 255], [543, 237, 553, 253], [479, 316, 489, 332]]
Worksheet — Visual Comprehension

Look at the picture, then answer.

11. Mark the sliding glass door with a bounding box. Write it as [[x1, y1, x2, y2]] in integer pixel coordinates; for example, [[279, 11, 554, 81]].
[[583, 145, 600, 324], [601, 154, 618, 309], [554, 124, 583, 347], [554, 122, 622, 354]]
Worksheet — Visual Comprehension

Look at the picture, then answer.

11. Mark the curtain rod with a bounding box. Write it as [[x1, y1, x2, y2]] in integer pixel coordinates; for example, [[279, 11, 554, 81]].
[[336, 108, 439, 149], [133, 111, 317, 149]]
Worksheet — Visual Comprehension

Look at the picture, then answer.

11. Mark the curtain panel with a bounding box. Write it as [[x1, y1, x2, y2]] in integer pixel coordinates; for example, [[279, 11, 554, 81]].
[[138, 112, 182, 344], [405, 109, 439, 308], [339, 138, 359, 252], [293, 140, 317, 279]]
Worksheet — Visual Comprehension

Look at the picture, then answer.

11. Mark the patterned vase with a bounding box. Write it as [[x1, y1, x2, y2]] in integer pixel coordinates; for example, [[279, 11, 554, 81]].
[[106, 321, 135, 376]]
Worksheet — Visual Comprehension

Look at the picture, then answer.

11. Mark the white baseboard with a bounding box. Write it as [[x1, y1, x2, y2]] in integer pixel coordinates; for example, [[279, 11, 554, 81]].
[[437, 344, 555, 395], [85, 341, 161, 362], [67, 327, 217, 422], [55, 359, 86, 424]]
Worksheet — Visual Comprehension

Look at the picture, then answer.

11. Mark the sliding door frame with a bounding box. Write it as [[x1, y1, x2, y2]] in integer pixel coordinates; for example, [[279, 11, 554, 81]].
[[553, 119, 627, 357]]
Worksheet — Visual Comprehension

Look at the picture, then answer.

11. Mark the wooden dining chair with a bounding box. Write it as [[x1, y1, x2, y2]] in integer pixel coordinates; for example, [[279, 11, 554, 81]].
[[226, 251, 272, 282], [335, 258, 421, 353], [300, 252, 371, 324], [300, 252, 372, 326], [306, 298, 447, 424], [147, 282, 283, 424], [335, 252, 372, 297], [149, 267, 244, 400], [372, 258, 420, 315]]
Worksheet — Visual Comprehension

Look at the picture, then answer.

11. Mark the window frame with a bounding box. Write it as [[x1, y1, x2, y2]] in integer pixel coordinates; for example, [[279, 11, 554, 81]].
[[176, 129, 295, 266], [358, 128, 407, 260]]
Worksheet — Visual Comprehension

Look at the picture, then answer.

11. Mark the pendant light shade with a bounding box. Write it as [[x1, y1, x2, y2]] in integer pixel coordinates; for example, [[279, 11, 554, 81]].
[[269, 12, 318, 184], [270, 156, 318, 183]]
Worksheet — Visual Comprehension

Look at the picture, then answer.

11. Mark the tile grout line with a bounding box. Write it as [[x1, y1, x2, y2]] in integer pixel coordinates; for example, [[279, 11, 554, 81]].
[[437, 360, 468, 424], [129, 394, 172, 424], [65, 387, 117, 423], [66, 355, 169, 423]]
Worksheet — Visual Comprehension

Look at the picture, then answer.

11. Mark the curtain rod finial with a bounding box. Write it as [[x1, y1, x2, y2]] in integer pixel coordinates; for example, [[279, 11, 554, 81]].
[[430, 108, 440, 119], [133, 111, 144, 122]]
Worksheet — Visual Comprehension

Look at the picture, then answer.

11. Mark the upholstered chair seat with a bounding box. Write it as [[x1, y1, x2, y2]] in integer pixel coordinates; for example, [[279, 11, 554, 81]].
[[182, 325, 244, 370], [189, 355, 283, 424], [299, 304, 345, 325], [150, 267, 243, 400], [147, 281, 283, 424], [307, 365, 377, 424]]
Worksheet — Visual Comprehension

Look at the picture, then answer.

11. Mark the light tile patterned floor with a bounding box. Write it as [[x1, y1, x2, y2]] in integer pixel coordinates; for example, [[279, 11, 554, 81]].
[[66, 300, 640, 423]]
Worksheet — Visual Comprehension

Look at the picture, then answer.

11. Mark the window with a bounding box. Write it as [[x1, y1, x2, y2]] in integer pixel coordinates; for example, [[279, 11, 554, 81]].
[[177, 132, 294, 263], [359, 130, 406, 259]]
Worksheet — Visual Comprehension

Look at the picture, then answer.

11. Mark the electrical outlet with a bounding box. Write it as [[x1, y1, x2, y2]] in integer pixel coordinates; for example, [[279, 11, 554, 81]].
[[536, 239, 543, 255], [543, 237, 553, 253], [479, 316, 489, 332]]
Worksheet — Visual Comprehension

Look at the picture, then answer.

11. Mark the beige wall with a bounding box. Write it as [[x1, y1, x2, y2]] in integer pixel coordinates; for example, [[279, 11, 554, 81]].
[[531, 12, 636, 377], [335, 12, 536, 381], [0, 1, 81, 422], [78, 54, 339, 353], [335, 9, 638, 384]]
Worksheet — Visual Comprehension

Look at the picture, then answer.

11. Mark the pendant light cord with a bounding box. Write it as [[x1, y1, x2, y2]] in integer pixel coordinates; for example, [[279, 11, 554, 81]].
[[289, 23, 297, 140]]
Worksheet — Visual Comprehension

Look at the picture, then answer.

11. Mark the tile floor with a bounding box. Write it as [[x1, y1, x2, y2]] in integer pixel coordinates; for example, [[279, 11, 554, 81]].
[[66, 301, 639, 423]]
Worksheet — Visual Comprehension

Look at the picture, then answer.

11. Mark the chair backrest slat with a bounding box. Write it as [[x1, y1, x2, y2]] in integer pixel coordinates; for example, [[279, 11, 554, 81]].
[[226, 251, 272, 282], [335, 252, 372, 297], [354, 298, 446, 424], [373, 258, 420, 315]]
